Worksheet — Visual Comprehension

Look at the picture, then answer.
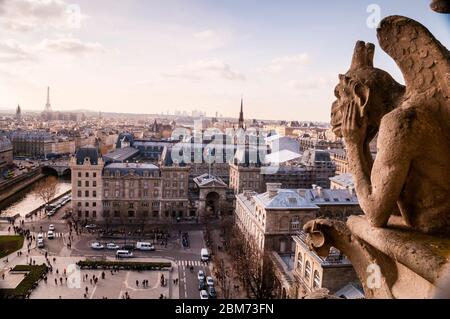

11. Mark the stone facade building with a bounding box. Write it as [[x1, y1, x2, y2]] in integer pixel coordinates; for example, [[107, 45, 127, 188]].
[[0, 136, 13, 170], [291, 231, 361, 298], [70, 147, 104, 220], [234, 183, 361, 254], [71, 147, 192, 223], [230, 149, 336, 195]]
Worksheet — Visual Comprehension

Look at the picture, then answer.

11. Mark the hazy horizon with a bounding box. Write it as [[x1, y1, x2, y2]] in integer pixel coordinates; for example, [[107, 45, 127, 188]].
[[0, 0, 449, 122]]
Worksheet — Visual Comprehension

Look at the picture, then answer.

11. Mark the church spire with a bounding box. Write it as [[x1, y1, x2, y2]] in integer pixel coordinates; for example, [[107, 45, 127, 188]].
[[238, 97, 244, 129], [16, 104, 22, 121]]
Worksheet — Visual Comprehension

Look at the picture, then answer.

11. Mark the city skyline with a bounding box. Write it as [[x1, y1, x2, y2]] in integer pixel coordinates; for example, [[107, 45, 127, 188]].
[[0, 0, 449, 121]]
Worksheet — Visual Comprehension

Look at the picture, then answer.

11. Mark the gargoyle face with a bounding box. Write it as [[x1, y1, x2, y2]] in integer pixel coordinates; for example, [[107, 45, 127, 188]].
[[331, 89, 344, 138]]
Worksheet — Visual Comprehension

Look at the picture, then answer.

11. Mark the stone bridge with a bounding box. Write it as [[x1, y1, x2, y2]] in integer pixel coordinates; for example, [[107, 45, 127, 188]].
[[41, 160, 71, 177]]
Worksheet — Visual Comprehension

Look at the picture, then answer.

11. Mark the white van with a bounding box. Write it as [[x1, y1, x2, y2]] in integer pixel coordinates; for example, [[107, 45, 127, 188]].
[[116, 250, 133, 258], [201, 248, 209, 262], [135, 242, 155, 251]]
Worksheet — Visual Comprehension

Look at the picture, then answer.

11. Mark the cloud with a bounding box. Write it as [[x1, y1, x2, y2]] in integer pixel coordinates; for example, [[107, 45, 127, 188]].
[[0, 0, 88, 32], [162, 59, 245, 81], [36, 38, 107, 55], [0, 39, 35, 62], [0, 37, 107, 65], [190, 29, 231, 51], [287, 75, 336, 93], [259, 53, 310, 74]]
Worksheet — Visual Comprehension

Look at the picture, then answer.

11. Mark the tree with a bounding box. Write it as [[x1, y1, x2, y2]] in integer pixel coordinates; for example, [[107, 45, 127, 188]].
[[227, 225, 277, 299], [34, 176, 58, 208]]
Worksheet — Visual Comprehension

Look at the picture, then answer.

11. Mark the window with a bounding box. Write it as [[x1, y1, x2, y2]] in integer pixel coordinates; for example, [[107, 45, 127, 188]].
[[128, 211, 135, 218], [93, 173, 97, 178], [93, 181, 97, 187], [143, 190, 149, 197], [128, 203, 134, 209], [313, 271, 321, 289], [291, 217, 300, 230], [93, 202, 97, 207], [78, 181, 81, 187], [297, 253, 303, 271], [115, 190, 119, 198], [129, 190, 134, 198], [104, 191, 109, 198], [78, 172, 81, 178], [92, 191, 96, 198], [305, 261, 311, 281], [114, 211, 120, 218], [85, 211, 89, 218], [85, 203, 89, 207], [85, 172, 89, 178], [77, 202, 81, 207], [78, 191, 82, 197], [85, 191, 89, 197], [85, 181, 89, 187], [92, 211, 97, 218]]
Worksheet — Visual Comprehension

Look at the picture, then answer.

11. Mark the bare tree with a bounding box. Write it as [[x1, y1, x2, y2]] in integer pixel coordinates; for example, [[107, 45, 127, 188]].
[[227, 225, 276, 299], [34, 176, 58, 207]]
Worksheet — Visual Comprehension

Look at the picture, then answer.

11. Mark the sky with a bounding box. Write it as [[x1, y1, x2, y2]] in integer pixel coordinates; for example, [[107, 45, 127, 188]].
[[0, 0, 448, 121]]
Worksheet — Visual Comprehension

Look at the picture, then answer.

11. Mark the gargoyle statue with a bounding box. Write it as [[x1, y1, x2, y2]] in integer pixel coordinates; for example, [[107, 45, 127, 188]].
[[331, 15, 450, 235], [304, 15, 449, 298]]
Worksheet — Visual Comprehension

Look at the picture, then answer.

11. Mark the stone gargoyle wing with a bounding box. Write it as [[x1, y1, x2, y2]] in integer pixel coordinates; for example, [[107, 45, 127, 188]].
[[377, 15, 450, 100]]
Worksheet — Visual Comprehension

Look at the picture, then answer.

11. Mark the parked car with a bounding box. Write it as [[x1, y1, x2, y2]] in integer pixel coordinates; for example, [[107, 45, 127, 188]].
[[47, 231, 55, 239], [85, 224, 97, 229], [200, 290, 209, 299], [116, 250, 133, 258], [121, 244, 135, 251], [47, 209, 56, 217], [135, 242, 155, 251], [198, 270, 205, 282], [106, 243, 120, 250], [206, 276, 214, 287], [201, 248, 210, 262], [208, 287, 217, 299], [37, 233, 44, 241], [90, 242, 104, 250], [198, 280, 207, 291], [48, 225, 55, 231], [37, 239, 45, 248]]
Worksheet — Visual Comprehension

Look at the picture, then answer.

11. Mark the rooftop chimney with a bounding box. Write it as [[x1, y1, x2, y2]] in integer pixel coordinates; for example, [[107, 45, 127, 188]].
[[266, 183, 281, 198]]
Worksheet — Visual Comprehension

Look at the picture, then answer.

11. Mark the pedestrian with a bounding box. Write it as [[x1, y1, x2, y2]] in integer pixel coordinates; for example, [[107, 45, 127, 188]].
[[1, 274, 4, 280], [136, 280, 139, 287], [55, 278, 58, 285], [56, 269, 59, 275], [60, 277, 63, 285], [85, 286, 89, 294], [90, 279, 93, 285]]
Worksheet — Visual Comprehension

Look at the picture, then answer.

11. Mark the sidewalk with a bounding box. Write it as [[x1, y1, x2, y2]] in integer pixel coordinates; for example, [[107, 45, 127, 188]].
[[209, 229, 247, 299]]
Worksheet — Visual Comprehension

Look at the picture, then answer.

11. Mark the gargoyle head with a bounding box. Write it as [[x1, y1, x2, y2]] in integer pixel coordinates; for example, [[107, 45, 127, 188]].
[[331, 41, 405, 140]]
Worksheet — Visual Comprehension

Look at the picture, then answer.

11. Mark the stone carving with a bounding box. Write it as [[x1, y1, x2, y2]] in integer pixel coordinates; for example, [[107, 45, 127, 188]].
[[430, 0, 450, 13], [331, 15, 450, 235], [306, 15, 450, 298]]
